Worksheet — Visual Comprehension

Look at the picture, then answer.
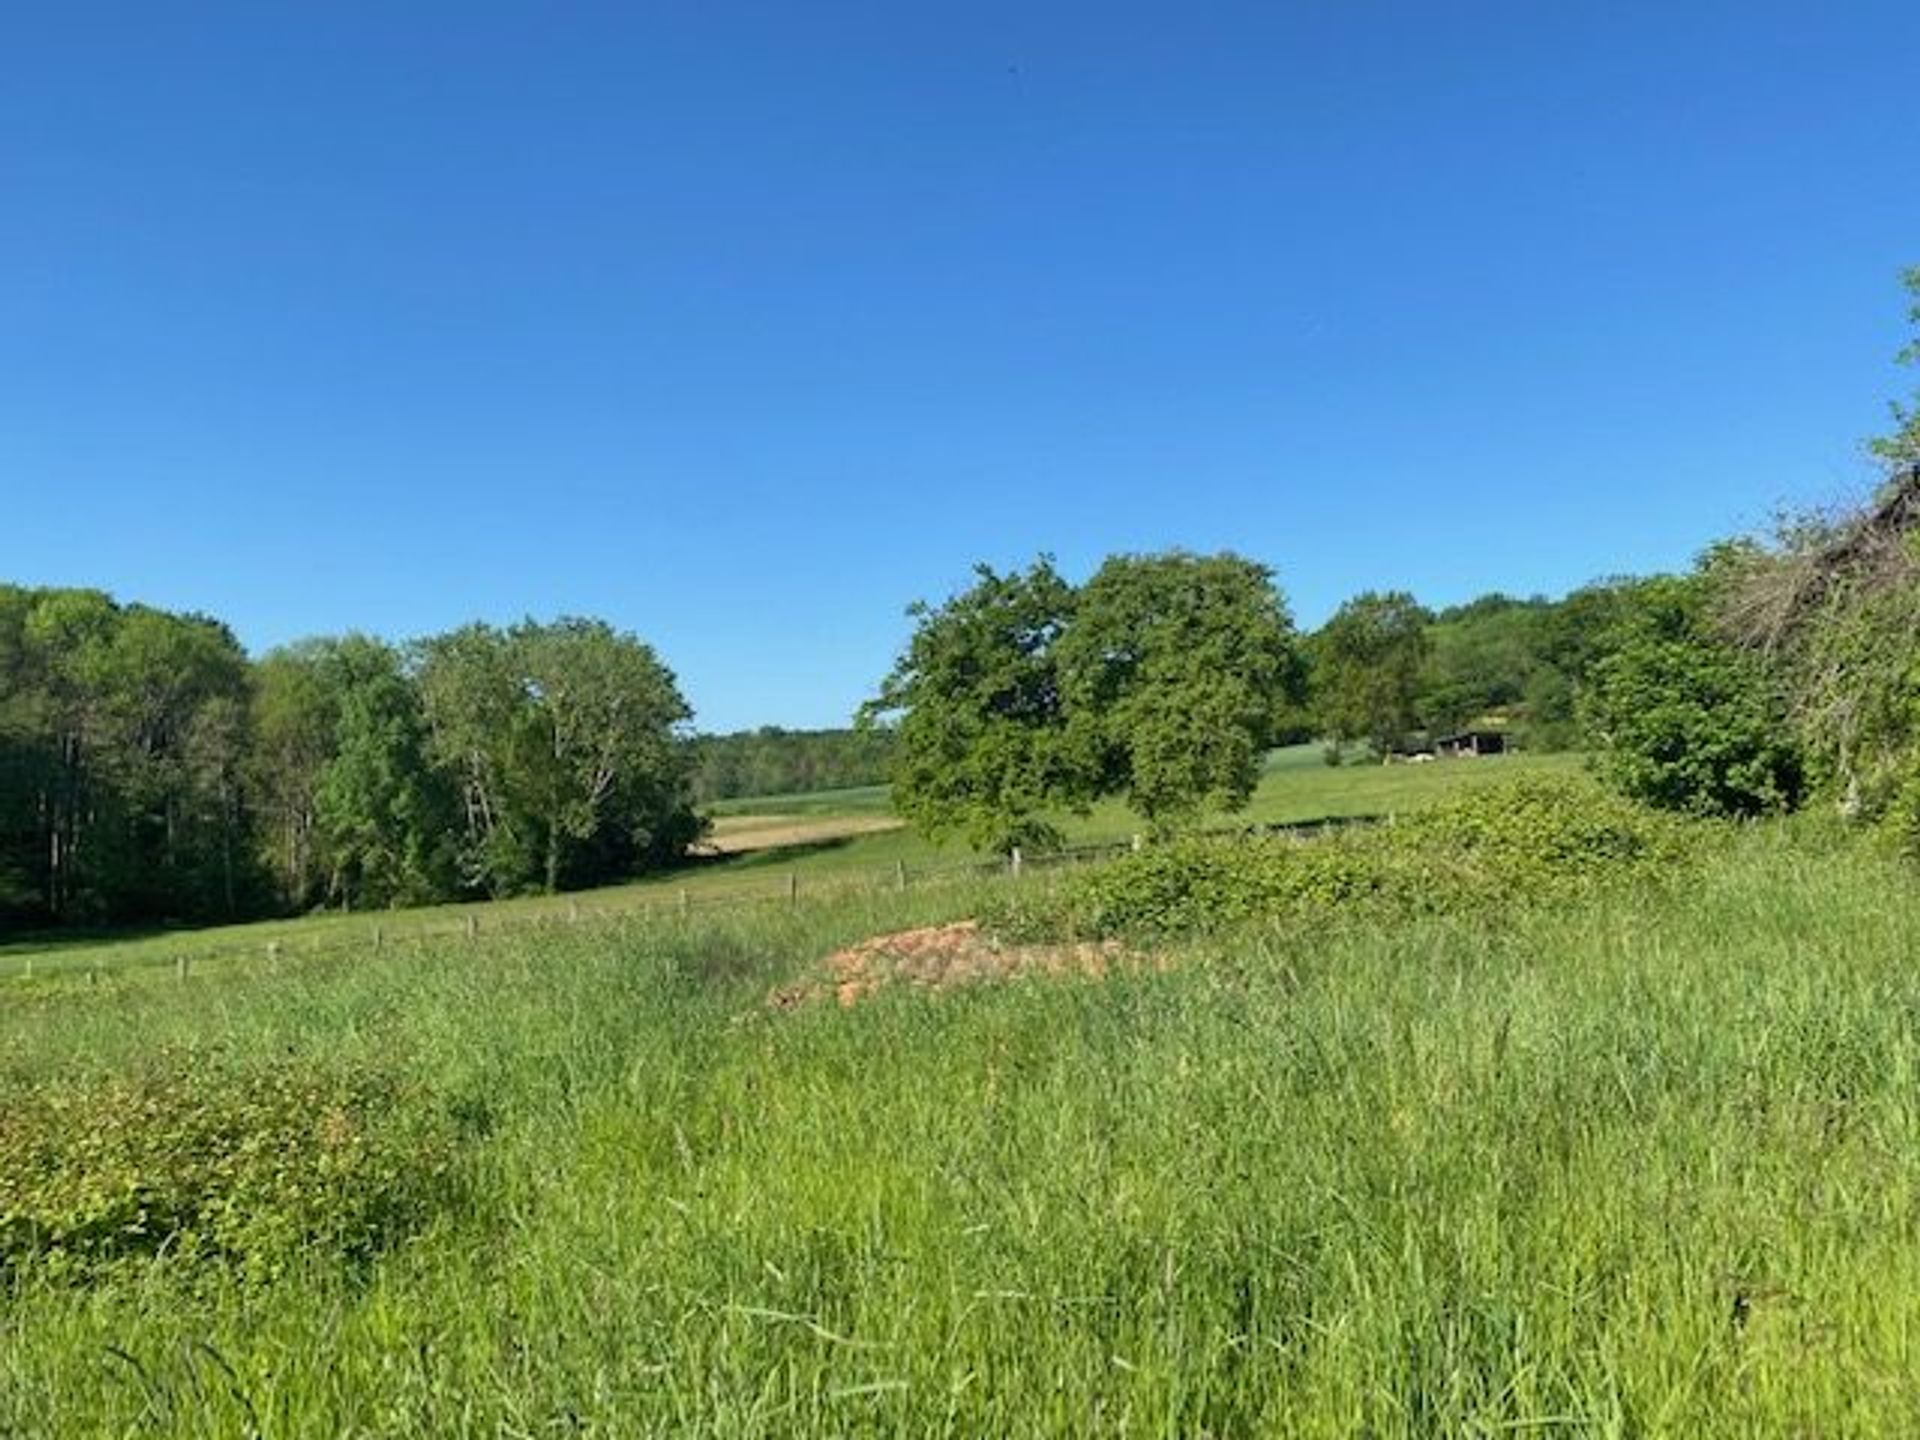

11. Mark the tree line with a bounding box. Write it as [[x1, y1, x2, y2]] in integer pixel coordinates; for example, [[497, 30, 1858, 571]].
[[0, 598, 699, 929], [12, 275, 1914, 920], [860, 551, 1648, 851], [689, 726, 896, 803], [869, 269, 1920, 856]]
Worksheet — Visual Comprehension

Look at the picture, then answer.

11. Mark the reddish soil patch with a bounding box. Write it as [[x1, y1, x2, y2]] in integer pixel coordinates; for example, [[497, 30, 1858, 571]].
[[770, 920, 1158, 1008]]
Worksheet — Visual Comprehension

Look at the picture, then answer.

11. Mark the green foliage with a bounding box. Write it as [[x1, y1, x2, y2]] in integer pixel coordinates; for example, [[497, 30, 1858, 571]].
[[691, 725, 896, 803], [1297, 581, 1641, 754], [0, 586, 259, 926], [1584, 576, 1805, 817], [990, 774, 1689, 941], [1868, 265, 1920, 471], [415, 617, 700, 895], [254, 635, 458, 912], [868, 551, 1302, 848], [1794, 561, 1920, 822], [0, 1053, 459, 1281], [1310, 590, 1433, 752], [1883, 766, 1920, 861], [862, 559, 1088, 853], [0, 585, 706, 931], [1059, 552, 1304, 831], [1416, 594, 1541, 733]]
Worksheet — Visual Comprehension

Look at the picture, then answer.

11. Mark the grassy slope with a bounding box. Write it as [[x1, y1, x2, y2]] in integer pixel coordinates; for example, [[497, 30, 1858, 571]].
[[0, 748, 1581, 979], [4, 821, 1919, 1434]]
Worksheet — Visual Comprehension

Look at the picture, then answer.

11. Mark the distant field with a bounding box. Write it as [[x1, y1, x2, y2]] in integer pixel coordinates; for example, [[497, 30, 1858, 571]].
[[707, 782, 896, 818], [701, 812, 905, 854], [1, 747, 1580, 980]]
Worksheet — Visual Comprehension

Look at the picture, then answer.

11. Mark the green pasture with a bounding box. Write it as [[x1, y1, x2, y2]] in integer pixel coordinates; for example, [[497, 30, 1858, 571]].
[[0, 748, 1580, 980], [4, 811, 1920, 1433]]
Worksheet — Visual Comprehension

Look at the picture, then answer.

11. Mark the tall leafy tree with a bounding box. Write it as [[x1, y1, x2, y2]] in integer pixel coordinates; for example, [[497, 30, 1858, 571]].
[[417, 618, 697, 895], [0, 589, 256, 923], [868, 552, 1303, 846], [251, 642, 339, 909], [1311, 591, 1434, 754], [1059, 552, 1303, 831], [311, 636, 457, 909], [862, 560, 1088, 853]]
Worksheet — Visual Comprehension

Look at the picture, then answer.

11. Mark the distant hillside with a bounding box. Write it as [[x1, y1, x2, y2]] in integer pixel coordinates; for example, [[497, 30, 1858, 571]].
[[691, 726, 895, 803]]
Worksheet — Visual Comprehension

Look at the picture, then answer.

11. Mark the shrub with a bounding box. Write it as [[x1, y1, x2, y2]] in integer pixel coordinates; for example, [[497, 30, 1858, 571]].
[[0, 1051, 461, 1282], [1584, 577, 1804, 818], [988, 775, 1692, 942]]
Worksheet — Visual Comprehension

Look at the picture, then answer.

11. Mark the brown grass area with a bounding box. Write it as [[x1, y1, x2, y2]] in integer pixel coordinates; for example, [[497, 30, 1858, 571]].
[[770, 920, 1162, 1008], [696, 814, 904, 855]]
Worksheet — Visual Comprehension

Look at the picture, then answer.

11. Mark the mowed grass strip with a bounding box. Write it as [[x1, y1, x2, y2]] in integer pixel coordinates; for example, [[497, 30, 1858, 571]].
[[4, 816, 1920, 1434]]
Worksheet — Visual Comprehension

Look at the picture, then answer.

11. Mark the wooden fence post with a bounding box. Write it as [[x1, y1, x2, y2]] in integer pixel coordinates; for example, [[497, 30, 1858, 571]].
[[788, 873, 798, 906], [466, 913, 479, 942], [895, 859, 907, 891], [176, 955, 189, 983], [569, 898, 581, 924], [22, 955, 32, 980], [679, 888, 690, 916], [373, 925, 384, 952], [1010, 847, 1024, 877]]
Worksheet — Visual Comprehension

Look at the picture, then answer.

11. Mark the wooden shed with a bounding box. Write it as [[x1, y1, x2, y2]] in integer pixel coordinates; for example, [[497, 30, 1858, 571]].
[[1434, 730, 1508, 758]]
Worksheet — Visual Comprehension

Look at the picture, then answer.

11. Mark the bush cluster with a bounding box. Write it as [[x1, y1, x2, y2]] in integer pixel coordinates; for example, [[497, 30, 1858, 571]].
[[0, 1051, 461, 1282], [988, 776, 1692, 943]]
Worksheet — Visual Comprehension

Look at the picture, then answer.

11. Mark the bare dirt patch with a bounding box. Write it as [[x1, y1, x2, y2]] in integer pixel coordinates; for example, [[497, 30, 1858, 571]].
[[770, 920, 1161, 1008], [696, 814, 904, 855]]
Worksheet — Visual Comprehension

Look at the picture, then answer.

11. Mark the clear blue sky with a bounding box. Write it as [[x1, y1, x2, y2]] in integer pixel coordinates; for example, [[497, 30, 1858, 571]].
[[4, 2, 1917, 731]]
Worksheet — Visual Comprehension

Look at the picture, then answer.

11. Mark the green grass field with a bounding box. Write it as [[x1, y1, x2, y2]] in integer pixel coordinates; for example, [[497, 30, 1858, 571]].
[[0, 747, 1579, 981], [13, 755, 1915, 1435]]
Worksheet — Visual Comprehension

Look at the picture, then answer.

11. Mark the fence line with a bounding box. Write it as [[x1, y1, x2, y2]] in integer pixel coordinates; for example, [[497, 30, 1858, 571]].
[[2, 816, 1376, 989]]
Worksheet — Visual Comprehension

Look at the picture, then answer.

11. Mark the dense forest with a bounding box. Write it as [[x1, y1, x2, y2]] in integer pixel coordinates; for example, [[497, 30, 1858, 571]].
[[0, 593, 699, 929]]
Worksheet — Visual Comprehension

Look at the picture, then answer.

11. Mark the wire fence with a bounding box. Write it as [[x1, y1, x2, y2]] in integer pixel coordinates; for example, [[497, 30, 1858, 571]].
[[2, 815, 1378, 990]]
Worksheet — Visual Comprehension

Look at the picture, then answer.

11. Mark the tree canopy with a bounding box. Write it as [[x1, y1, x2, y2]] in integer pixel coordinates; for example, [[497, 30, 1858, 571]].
[[862, 559, 1089, 853], [0, 592, 702, 930], [417, 619, 699, 896], [1059, 552, 1303, 830], [866, 551, 1302, 848], [1584, 573, 1804, 817], [1309, 591, 1433, 754]]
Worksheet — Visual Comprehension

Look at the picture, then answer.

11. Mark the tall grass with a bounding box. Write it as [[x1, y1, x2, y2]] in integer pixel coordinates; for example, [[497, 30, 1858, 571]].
[[4, 825, 1918, 1434]]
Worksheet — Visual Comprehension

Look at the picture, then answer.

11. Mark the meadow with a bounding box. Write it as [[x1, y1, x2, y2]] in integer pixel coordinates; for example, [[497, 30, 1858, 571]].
[[0, 746, 1579, 982], [7, 757, 1919, 1435]]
